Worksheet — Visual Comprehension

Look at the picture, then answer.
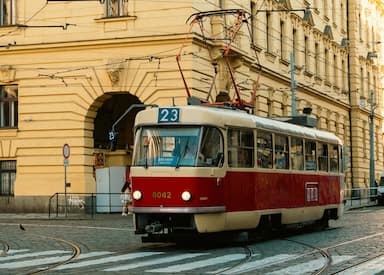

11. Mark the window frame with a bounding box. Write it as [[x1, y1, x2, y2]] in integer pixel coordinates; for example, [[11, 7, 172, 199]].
[[0, 85, 18, 129], [305, 140, 317, 171], [290, 136, 304, 170], [228, 128, 254, 168], [274, 134, 289, 170], [256, 130, 273, 169], [0, 160, 16, 196], [0, 0, 16, 26], [105, 0, 129, 18], [317, 142, 329, 172]]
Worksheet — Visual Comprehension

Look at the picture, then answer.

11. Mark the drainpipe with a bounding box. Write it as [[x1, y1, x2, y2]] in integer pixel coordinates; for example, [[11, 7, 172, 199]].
[[346, 0, 355, 190]]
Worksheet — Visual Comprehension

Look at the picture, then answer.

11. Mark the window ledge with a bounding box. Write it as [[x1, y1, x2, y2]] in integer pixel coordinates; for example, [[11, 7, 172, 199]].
[[279, 58, 290, 67], [0, 128, 18, 137], [95, 15, 137, 23]]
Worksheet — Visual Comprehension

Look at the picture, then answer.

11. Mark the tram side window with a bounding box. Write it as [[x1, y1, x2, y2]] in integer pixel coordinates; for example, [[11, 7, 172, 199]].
[[257, 131, 272, 168], [318, 143, 328, 172], [199, 127, 224, 167], [291, 137, 304, 170], [228, 128, 254, 168], [305, 140, 317, 171], [275, 134, 289, 169], [329, 144, 339, 172]]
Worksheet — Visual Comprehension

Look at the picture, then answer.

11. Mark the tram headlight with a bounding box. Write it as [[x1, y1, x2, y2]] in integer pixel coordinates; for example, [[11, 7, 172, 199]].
[[181, 191, 192, 201], [133, 190, 142, 200]]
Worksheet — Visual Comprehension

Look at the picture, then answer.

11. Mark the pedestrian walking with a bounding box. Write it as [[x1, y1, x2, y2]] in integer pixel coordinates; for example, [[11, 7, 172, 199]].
[[121, 181, 132, 216]]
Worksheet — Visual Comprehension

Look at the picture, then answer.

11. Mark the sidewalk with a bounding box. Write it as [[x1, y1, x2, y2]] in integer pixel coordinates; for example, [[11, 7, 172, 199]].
[[0, 212, 134, 228]]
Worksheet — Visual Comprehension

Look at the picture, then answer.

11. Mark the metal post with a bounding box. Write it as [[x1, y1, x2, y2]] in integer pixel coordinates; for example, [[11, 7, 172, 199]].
[[370, 89, 375, 199], [64, 163, 67, 217], [290, 52, 297, 116], [0, 0, 4, 26]]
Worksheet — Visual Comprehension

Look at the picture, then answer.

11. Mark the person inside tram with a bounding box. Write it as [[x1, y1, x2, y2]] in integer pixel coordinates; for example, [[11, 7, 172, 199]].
[[199, 128, 223, 166]]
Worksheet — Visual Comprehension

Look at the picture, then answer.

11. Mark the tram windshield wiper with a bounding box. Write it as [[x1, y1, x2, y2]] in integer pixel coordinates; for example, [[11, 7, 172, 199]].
[[144, 144, 149, 169], [176, 140, 190, 168]]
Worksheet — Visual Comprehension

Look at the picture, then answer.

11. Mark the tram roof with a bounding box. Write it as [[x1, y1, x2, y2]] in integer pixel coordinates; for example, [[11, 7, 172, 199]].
[[135, 105, 342, 144]]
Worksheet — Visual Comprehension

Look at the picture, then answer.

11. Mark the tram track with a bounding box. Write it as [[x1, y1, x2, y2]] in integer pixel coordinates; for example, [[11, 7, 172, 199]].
[[25, 233, 81, 274], [283, 238, 332, 275], [324, 231, 384, 274], [214, 227, 384, 275], [3, 223, 83, 274], [329, 252, 384, 274], [213, 245, 254, 275], [281, 230, 384, 274]]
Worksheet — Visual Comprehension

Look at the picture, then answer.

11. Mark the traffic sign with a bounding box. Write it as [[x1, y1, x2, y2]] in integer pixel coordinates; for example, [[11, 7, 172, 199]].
[[63, 143, 70, 159]]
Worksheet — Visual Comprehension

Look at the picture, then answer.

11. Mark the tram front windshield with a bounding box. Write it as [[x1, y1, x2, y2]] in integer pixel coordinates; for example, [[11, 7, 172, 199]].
[[133, 126, 223, 167]]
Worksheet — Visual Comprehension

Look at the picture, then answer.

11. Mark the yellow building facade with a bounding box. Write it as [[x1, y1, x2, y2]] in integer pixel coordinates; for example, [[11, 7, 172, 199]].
[[0, 0, 382, 211]]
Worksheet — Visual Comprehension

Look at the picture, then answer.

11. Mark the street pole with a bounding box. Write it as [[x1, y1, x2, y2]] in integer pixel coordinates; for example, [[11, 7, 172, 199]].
[[63, 144, 70, 217], [369, 89, 375, 198], [64, 162, 67, 217], [290, 52, 297, 116]]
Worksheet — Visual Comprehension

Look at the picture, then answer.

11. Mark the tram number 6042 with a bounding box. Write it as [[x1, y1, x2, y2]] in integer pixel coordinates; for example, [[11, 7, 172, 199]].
[[152, 192, 172, 199]]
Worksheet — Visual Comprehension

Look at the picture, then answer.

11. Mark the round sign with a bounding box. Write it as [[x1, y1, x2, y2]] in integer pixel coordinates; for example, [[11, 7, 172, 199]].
[[63, 143, 70, 159]]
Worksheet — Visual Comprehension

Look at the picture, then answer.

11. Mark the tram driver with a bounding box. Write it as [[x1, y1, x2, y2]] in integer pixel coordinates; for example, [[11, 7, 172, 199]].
[[198, 127, 223, 167]]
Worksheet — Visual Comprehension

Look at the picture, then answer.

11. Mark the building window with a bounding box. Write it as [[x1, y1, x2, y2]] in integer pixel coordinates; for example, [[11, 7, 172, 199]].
[[105, 0, 129, 17], [251, 1, 255, 43], [323, 0, 328, 18], [325, 49, 329, 83], [315, 42, 320, 77], [0, 0, 15, 26], [342, 58, 346, 90], [0, 160, 15, 196], [266, 12, 271, 52], [0, 85, 17, 128], [304, 36, 309, 71], [280, 20, 285, 59], [334, 54, 338, 87], [218, 0, 225, 9]]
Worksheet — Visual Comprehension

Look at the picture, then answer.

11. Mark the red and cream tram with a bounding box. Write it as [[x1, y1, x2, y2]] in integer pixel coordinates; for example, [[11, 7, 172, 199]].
[[130, 105, 345, 241]]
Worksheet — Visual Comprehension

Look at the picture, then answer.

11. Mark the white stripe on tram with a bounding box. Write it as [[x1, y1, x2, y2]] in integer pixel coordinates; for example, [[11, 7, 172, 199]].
[[54, 251, 164, 270], [266, 255, 355, 275], [0, 250, 71, 263], [147, 254, 246, 273], [337, 255, 384, 275], [104, 253, 208, 272]]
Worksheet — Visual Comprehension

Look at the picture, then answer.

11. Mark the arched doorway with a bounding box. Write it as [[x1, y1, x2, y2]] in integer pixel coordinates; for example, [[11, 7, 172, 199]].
[[92, 93, 143, 212], [94, 93, 142, 151]]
